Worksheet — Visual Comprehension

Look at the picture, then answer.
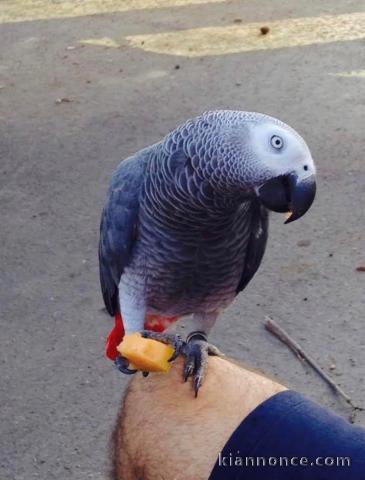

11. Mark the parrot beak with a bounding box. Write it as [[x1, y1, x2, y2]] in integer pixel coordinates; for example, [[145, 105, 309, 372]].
[[257, 173, 316, 223], [284, 173, 316, 224]]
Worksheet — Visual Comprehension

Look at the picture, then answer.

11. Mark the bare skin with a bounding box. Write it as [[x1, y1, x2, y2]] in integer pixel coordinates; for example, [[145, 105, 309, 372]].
[[111, 356, 287, 480]]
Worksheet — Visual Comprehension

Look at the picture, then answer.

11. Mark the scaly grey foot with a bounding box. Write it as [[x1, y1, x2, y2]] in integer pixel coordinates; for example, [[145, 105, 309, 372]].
[[183, 331, 223, 397]]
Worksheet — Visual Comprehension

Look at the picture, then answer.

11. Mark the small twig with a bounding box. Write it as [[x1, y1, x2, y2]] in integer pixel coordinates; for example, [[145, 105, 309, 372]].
[[264, 316, 361, 412]]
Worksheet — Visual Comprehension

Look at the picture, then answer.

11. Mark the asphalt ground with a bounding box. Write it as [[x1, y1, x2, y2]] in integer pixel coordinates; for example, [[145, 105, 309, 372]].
[[1, 0, 365, 478]]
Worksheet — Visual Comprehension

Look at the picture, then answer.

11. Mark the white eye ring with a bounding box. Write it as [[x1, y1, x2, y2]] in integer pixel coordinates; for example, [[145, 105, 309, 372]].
[[270, 135, 284, 150]]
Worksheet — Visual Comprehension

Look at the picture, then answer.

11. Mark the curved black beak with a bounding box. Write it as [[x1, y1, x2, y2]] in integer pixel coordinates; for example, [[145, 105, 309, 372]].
[[284, 174, 316, 224], [257, 173, 316, 223]]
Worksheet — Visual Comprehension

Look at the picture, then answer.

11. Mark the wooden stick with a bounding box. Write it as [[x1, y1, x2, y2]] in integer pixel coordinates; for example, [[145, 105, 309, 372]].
[[264, 316, 361, 411]]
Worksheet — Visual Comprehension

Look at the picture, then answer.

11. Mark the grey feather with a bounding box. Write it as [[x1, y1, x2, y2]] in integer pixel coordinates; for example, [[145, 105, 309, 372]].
[[236, 201, 269, 293], [99, 151, 149, 315]]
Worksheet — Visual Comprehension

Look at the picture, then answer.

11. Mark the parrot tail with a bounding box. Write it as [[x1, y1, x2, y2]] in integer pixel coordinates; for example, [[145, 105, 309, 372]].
[[105, 312, 179, 361]]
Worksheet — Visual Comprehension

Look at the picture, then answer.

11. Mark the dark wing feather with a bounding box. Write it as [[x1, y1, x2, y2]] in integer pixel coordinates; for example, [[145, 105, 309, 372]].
[[99, 154, 148, 315], [236, 201, 269, 294]]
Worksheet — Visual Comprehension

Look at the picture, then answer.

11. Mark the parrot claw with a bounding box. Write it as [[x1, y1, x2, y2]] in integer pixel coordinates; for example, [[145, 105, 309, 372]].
[[114, 356, 138, 375], [194, 375, 203, 398], [140, 330, 185, 362], [168, 347, 184, 363], [183, 362, 194, 382], [138, 330, 223, 396], [182, 332, 223, 396]]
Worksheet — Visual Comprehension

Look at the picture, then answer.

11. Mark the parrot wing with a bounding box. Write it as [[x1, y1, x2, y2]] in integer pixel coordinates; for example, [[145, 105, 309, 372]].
[[99, 153, 148, 316], [236, 201, 269, 294]]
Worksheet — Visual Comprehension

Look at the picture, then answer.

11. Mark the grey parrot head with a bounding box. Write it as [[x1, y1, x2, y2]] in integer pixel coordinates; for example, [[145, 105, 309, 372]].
[[187, 111, 316, 223], [246, 113, 316, 223]]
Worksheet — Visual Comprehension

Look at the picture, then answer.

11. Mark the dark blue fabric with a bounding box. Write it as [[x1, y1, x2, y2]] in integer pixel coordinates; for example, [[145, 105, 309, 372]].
[[209, 390, 365, 480]]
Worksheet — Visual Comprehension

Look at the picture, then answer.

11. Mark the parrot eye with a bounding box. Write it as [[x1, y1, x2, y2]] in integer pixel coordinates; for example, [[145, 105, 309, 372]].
[[270, 135, 284, 150]]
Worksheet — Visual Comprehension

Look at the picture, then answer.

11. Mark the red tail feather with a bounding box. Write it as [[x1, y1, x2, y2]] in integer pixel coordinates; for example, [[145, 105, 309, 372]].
[[105, 313, 179, 361], [105, 313, 125, 361]]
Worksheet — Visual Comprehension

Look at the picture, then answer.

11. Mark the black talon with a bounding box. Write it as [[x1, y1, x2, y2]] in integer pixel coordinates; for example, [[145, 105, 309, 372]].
[[142, 371, 149, 378], [168, 346, 184, 362], [194, 375, 203, 397], [184, 362, 194, 382], [114, 356, 137, 375]]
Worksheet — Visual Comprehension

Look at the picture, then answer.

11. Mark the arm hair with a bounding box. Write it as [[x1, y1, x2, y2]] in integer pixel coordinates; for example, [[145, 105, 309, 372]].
[[111, 356, 286, 480]]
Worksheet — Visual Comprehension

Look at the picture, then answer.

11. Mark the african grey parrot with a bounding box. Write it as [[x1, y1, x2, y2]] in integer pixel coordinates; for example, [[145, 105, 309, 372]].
[[99, 110, 316, 394]]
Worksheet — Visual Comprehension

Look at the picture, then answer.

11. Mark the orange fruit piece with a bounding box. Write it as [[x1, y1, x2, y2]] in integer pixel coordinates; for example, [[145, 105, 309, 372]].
[[117, 333, 174, 373]]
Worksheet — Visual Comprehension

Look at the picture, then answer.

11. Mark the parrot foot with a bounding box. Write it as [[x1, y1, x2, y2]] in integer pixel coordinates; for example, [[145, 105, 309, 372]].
[[140, 330, 223, 396], [114, 356, 138, 375], [183, 332, 223, 397], [140, 330, 185, 362]]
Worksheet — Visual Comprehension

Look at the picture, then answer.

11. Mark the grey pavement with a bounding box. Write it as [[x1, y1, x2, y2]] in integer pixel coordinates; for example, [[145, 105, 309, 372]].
[[1, 0, 365, 478]]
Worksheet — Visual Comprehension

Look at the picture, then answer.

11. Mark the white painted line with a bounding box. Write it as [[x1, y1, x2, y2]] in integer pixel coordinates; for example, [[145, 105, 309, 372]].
[[0, 0, 224, 24], [330, 70, 365, 78], [80, 37, 120, 48], [126, 11, 365, 57]]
